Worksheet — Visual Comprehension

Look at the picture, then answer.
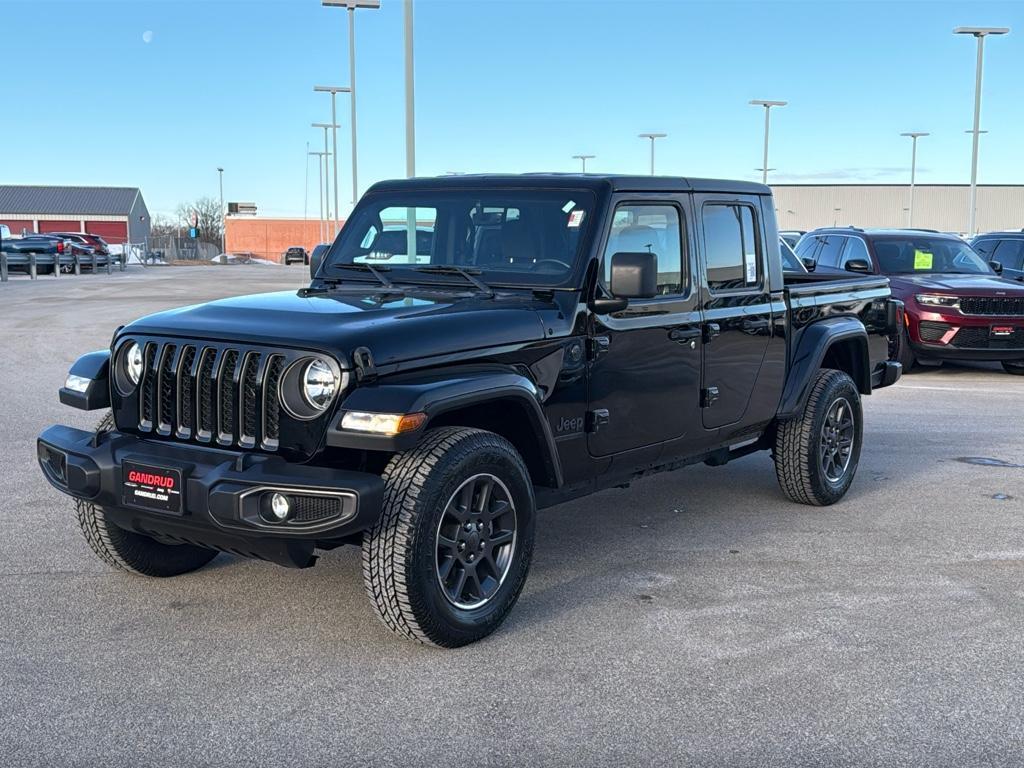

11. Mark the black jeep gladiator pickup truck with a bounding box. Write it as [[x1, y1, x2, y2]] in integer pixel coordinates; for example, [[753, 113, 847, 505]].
[[38, 174, 901, 647]]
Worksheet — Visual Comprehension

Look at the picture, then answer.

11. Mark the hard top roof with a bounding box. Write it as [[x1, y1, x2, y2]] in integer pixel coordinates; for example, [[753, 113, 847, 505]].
[[368, 173, 769, 196]]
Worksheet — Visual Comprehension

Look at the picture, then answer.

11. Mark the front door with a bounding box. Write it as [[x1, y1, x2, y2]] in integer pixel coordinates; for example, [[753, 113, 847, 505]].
[[696, 195, 775, 429], [587, 199, 703, 457]]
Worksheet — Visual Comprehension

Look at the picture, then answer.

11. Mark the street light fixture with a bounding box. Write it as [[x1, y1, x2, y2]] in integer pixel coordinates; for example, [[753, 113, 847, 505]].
[[954, 26, 1009, 235], [216, 167, 225, 255], [572, 154, 595, 173], [314, 85, 351, 235], [312, 122, 339, 227], [309, 150, 329, 243], [899, 132, 929, 227], [749, 100, 787, 185], [323, 1, 380, 203], [638, 133, 667, 175]]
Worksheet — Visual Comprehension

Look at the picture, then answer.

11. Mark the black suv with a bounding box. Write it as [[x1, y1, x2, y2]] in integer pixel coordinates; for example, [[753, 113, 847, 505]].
[[971, 231, 1024, 283], [283, 246, 309, 265], [38, 175, 900, 647]]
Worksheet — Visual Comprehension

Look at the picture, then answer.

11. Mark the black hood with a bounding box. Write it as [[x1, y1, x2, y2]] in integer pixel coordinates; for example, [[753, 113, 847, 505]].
[[121, 289, 551, 367]]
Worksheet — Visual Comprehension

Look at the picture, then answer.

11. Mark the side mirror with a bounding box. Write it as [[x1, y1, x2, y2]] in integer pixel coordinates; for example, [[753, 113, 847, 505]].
[[610, 251, 658, 299], [310, 251, 323, 279], [844, 258, 871, 274], [990, 260, 1003, 275], [801, 257, 817, 272]]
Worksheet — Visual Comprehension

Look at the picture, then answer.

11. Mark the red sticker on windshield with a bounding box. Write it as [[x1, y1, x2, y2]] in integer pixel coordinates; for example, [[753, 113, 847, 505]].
[[567, 210, 585, 228]]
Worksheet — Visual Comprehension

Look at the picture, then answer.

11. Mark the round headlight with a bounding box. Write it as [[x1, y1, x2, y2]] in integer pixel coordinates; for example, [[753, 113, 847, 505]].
[[125, 342, 144, 386], [302, 358, 338, 410]]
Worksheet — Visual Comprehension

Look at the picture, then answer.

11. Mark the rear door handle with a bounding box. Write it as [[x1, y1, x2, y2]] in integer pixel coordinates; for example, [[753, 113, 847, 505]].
[[669, 328, 701, 343]]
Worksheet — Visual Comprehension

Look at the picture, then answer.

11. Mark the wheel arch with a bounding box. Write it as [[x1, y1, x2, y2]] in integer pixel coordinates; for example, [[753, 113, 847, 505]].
[[778, 317, 870, 420]]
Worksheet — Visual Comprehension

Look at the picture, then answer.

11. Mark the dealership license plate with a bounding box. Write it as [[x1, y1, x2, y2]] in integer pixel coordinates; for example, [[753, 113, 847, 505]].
[[122, 461, 183, 514], [991, 326, 1015, 338]]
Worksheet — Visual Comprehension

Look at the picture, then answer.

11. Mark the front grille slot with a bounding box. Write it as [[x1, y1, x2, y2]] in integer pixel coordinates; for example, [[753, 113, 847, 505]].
[[290, 494, 343, 523], [960, 296, 1024, 316], [951, 326, 1024, 349], [124, 340, 305, 452], [217, 350, 240, 445]]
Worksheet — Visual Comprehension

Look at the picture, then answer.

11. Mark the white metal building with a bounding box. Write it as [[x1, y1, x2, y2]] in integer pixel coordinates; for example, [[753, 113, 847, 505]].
[[770, 184, 1024, 235]]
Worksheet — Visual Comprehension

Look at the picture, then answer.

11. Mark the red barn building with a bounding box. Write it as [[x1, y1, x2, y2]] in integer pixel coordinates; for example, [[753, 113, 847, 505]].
[[0, 185, 150, 245]]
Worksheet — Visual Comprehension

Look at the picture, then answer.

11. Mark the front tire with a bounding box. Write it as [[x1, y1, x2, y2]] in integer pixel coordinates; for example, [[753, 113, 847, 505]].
[[74, 413, 218, 577], [1002, 361, 1024, 375], [773, 369, 863, 506], [890, 326, 916, 372], [362, 427, 535, 647]]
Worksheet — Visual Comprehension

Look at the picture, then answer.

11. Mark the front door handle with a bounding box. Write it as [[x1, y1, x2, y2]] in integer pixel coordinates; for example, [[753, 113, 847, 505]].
[[668, 328, 701, 343]]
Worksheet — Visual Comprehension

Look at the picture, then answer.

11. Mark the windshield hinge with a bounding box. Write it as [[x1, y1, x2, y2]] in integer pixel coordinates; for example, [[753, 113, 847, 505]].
[[352, 346, 377, 384]]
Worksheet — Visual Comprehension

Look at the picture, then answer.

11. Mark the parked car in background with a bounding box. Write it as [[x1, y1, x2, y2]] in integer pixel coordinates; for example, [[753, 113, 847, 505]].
[[49, 232, 111, 258], [797, 227, 1024, 375], [779, 230, 805, 250], [970, 230, 1024, 283], [283, 246, 309, 265], [780, 237, 808, 274], [2, 234, 96, 274]]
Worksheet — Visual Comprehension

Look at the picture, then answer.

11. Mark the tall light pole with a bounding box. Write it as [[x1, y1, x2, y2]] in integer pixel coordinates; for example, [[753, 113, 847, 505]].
[[900, 132, 928, 227], [572, 154, 595, 173], [954, 26, 1009, 235], [638, 133, 667, 175], [309, 150, 328, 243], [312, 122, 338, 227], [404, 0, 416, 178], [322, 1, 379, 204], [216, 167, 225, 254], [749, 100, 787, 184], [314, 86, 351, 235]]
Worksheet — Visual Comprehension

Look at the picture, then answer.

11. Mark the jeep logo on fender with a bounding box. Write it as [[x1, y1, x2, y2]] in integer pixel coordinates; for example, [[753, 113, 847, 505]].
[[127, 470, 176, 489], [556, 415, 584, 434]]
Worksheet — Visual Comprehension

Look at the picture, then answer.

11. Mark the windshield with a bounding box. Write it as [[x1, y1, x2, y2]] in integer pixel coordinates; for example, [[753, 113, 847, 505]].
[[323, 189, 596, 287], [874, 237, 994, 275]]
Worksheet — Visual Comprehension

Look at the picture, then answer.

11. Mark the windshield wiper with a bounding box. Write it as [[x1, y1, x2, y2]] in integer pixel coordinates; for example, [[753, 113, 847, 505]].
[[412, 265, 494, 296], [329, 262, 394, 288]]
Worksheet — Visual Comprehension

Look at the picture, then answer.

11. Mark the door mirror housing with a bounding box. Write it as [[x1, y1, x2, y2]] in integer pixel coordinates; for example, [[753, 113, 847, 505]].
[[609, 251, 658, 299], [844, 258, 871, 274], [989, 260, 1003, 275], [801, 257, 817, 272]]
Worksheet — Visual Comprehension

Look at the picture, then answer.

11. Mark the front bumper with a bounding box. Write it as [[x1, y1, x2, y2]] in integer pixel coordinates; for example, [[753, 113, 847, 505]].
[[909, 311, 1024, 362], [37, 424, 384, 568]]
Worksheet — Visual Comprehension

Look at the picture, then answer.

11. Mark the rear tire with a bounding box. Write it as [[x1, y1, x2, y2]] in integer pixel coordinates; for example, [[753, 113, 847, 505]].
[[362, 427, 535, 647], [773, 369, 863, 506], [890, 326, 916, 372], [1003, 361, 1024, 375], [74, 413, 218, 577]]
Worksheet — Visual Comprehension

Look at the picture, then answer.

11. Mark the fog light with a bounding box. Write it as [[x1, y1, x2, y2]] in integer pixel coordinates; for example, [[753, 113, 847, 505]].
[[261, 492, 292, 523]]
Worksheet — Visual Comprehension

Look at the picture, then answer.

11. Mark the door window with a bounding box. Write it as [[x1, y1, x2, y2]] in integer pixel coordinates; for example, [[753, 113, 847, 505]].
[[993, 239, 1024, 272], [602, 204, 684, 295], [972, 238, 997, 258], [839, 237, 870, 269], [815, 236, 845, 269], [702, 204, 761, 292]]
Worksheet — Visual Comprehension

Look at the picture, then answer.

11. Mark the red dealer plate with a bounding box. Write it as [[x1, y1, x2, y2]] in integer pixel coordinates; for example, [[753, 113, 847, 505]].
[[122, 461, 183, 514]]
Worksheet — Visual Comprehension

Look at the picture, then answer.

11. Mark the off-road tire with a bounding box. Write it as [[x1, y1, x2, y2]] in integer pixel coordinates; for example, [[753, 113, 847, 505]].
[[362, 427, 535, 648], [75, 412, 218, 577], [773, 369, 863, 506], [1002, 361, 1024, 376]]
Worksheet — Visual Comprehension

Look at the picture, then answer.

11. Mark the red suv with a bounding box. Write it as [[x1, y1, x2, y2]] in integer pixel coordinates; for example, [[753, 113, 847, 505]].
[[796, 228, 1024, 375]]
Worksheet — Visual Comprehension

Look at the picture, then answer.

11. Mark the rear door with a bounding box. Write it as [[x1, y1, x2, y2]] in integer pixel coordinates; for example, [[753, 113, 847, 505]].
[[586, 198, 703, 457], [696, 196, 775, 429]]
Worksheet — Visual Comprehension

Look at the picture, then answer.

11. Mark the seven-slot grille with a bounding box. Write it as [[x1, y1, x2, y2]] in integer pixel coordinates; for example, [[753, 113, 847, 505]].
[[959, 296, 1024, 316], [135, 341, 287, 451]]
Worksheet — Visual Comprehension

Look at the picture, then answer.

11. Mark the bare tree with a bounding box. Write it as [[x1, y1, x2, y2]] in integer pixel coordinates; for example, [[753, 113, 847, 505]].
[[174, 197, 223, 248]]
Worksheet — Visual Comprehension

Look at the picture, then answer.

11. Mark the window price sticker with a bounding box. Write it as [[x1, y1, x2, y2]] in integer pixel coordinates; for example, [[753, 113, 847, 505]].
[[567, 210, 585, 228]]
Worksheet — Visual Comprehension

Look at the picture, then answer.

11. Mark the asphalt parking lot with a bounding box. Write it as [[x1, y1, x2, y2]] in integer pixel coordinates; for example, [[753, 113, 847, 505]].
[[1, 265, 1022, 767]]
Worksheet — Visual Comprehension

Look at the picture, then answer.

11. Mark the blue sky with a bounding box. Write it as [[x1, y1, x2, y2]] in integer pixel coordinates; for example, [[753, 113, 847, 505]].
[[3, 0, 1023, 219]]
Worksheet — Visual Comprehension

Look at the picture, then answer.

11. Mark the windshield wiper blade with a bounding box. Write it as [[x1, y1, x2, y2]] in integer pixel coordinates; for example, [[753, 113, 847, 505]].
[[329, 262, 394, 287], [412, 265, 493, 296]]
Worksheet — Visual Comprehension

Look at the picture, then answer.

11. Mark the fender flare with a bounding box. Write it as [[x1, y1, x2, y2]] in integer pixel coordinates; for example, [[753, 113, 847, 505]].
[[59, 349, 111, 411], [777, 317, 869, 420], [326, 369, 563, 487]]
